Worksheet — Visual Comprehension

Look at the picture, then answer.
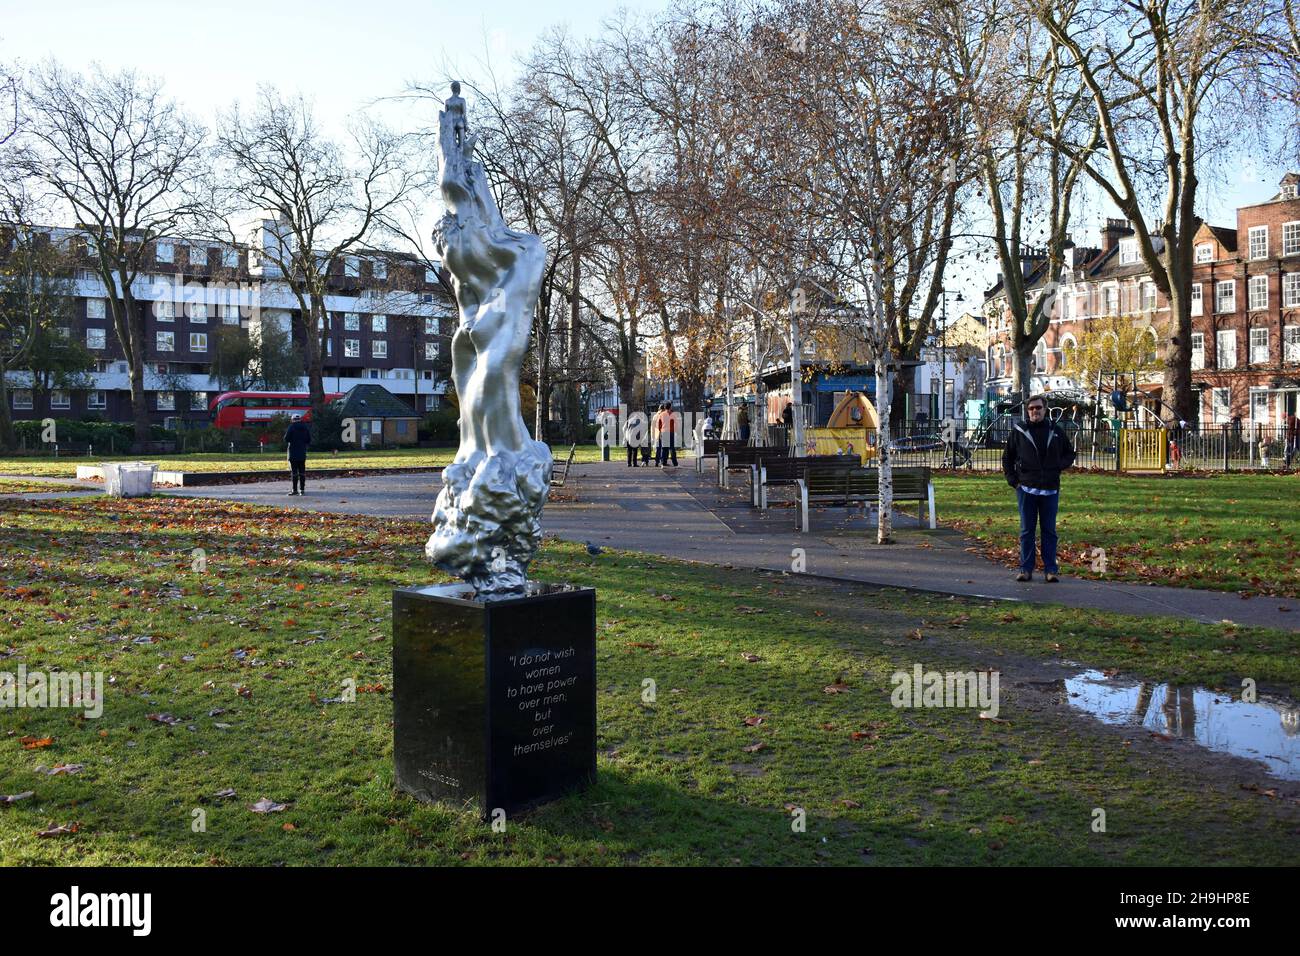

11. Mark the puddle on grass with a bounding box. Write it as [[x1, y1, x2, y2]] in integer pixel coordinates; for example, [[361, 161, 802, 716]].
[[1065, 670, 1300, 781]]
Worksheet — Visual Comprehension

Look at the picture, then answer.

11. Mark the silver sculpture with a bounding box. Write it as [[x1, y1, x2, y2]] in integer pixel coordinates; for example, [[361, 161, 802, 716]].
[[426, 82, 553, 594]]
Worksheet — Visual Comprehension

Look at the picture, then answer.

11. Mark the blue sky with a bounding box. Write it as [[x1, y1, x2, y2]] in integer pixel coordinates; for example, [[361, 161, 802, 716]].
[[3, 0, 1290, 312]]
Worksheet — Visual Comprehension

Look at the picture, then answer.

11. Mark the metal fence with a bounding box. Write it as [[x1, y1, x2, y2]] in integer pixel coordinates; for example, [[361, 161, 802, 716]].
[[871, 419, 1300, 472]]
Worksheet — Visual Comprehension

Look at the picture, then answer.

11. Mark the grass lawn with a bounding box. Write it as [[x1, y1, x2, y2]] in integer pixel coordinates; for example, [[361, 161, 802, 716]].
[[0, 444, 607, 479], [935, 471, 1300, 598], [0, 479, 84, 495], [1, 494, 1297, 866]]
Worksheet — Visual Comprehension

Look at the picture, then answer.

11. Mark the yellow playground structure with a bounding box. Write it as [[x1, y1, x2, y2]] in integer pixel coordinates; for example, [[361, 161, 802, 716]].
[[805, 391, 879, 464]]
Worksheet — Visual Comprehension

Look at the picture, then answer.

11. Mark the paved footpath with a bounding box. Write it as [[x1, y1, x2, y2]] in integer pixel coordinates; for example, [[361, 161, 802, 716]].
[[139, 456, 1300, 632]]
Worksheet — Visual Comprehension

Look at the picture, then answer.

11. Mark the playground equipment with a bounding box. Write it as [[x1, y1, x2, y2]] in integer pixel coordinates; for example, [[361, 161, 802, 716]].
[[805, 391, 880, 464]]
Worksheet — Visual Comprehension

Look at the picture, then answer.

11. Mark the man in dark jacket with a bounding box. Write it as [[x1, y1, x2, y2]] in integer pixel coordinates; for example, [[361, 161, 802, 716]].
[[1001, 395, 1076, 582], [284, 417, 312, 496]]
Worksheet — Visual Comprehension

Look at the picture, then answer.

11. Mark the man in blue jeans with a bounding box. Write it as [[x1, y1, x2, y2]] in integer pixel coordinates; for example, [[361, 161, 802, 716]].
[[1001, 395, 1076, 582]]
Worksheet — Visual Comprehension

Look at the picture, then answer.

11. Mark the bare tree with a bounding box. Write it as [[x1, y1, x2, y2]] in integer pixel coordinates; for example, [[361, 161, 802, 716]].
[[14, 62, 205, 445], [209, 87, 420, 411], [1030, 0, 1287, 421]]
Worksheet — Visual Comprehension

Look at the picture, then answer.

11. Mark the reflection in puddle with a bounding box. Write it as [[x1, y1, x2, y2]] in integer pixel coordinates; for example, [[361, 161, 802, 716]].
[[1065, 670, 1300, 781]]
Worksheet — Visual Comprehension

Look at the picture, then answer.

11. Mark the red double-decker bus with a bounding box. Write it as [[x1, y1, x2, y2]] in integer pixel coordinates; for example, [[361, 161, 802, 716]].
[[210, 391, 343, 430]]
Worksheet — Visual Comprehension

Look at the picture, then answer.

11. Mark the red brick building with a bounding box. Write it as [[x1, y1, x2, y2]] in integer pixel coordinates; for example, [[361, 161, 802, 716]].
[[985, 174, 1300, 426]]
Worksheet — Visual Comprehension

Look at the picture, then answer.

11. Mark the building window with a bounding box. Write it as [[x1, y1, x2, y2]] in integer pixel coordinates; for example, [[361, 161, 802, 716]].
[[1103, 287, 1118, 315], [1250, 327, 1268, 364], [345, 339, 360, 358], [344, 313, 360, 331], [372, 340, 388, 358], [1140, 281, 1156, 311], [157, 331, 174, 352], [1248, 225, 1268, 260], [1284, 222, 1300, 257], [1250, 388, 1270, 425], [1190, 283, 1202, 317], [425, 267, 437, 283], [1284, 273, 1300, 308], [50, 389, 70, 409], [372, 259, 387, 280], [87, 390, 106, 410], [1285, 184, 1299, 200], [326, 339, 332, 357], [1211, 387, 1231, 423], [366, 368, 381, 380], [424, 317, 439, 335], [1195, 243, 1213, 263], [222, 304, 241, 325], [55, 326, 71, 341], [316, 314, 328, 331], [425, 342, 439, 361], [222, 248, 239, 268], [12, 389, 32, 410], [188, 302, 208, 323], [189, 332, 207, 352], [1191, 332, 1205, 370], [1284, 325, 1299, 363], [1119, 239, 1138, 265], [425, 394, 438, 411], [86, 298, 106, 319], [372, 315, 387, 333], [1215, 280, 1235, 314], [190, 391, 208, 411], [1248, 275, 1268, 312], [345, 256, 360, 277], [155, 391, 174, 411], [155, 300, 174, 321], [77, 268, 96, 282], [1216, 329, 1236, 369], [189, 246, 207, 269], [155, 241, 174, 263]]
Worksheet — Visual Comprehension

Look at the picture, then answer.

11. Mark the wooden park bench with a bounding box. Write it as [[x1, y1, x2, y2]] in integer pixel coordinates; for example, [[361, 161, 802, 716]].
[[697, 438, 746, 475], [550, 443, 577, 488], [749, 454, 850, 510], [795, 465, 936, 533], [718, 443, 769, 488]]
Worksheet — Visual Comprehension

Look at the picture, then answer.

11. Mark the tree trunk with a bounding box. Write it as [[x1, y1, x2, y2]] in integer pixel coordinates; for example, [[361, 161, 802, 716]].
[[1163, 288, 1194, 423], [130, 359, 151, 447], [1012, 346, 1035, 402], [306, 304, 326, 411], [0, 375, 14, 451], [875, 358, 893, 544], [891, 364, 917, 430]]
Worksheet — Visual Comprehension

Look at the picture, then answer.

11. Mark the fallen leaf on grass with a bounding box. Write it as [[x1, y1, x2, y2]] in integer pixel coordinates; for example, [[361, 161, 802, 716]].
[[1, 791, 34, 804], [250, 798, 288, 813], [840, 799, 862, 808], [740, 653, 764, 662], [823, 683, 851, 694], [282, 822, 297, 831], [19, 736, 53, 750], [734, 606, 765, 614], [742, 742, 766, 753], [37, 822, 79, 838], [37, 764, 83, 775], [147, 713, 182, 726], [213, 788, 237, 799], [978, 713, 1010, 724], [625, 642, 658, 650], [743, 716, 764, 726], [908, 629, 924, 641]]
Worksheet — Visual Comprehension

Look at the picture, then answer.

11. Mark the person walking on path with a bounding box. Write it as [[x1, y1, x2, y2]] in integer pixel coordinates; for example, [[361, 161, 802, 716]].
[[1002, 395, 1075, 582], [284, 416, 313, 496], [655, 402, 679, 467], [625, 412, 645, 467], [738, 404, 750, 444]]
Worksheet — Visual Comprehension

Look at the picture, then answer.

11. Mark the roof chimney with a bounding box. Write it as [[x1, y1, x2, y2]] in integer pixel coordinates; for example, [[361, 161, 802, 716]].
[[1101, 218, 1130, 253]]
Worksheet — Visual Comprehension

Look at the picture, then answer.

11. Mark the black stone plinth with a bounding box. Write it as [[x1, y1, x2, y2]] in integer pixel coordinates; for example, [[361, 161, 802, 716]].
[[393, 582, 596, 817]]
